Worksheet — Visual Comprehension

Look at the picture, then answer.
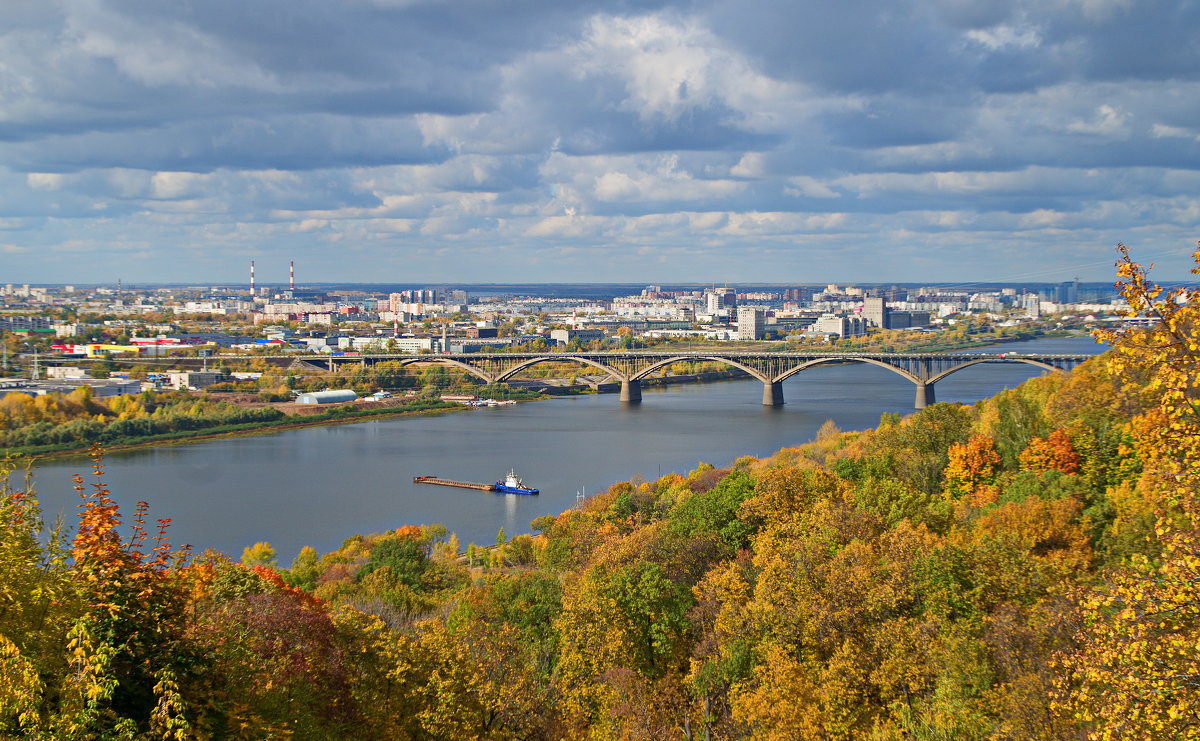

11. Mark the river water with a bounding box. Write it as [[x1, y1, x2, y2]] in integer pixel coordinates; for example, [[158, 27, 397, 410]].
[[25, 335, 1104, 563]]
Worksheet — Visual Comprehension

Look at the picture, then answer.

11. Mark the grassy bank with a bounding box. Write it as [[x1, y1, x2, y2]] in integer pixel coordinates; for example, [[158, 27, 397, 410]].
[[16, 399, 469, 461]]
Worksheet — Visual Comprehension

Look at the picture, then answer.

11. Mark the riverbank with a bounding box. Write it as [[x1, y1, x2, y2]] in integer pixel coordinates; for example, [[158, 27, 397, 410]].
[[8, 372, 742, 461], [25, 334, 1107, 564], [16, 398, 473, 461], [10, 331, 1094, 461]]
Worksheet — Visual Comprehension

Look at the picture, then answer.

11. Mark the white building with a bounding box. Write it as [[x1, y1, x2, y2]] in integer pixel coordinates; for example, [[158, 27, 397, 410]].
[[736, 307, 766, 340], [550, 328, 606, 346], [52, 323, 87, 338], [813, 314, 868, 338], [1022, 293, 1041, 319], [46, 367, 89, 379], [344, 336, 440, 353], [166, 371, 223, 390]]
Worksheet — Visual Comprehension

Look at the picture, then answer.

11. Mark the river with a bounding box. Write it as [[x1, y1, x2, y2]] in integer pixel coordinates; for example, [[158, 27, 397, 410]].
[[24, 335, 1105, 564]]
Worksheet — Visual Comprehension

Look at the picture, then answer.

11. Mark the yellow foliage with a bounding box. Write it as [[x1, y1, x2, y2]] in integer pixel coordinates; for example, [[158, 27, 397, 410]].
[[943, 434, 1001, 499], [1060, 244, 1200, 739], [0, 633, 44, 734], [731, 642, 826, 740]]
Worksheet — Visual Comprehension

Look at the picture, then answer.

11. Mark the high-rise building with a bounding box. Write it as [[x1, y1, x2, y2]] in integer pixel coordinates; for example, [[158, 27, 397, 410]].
[[1022, 293, 1041, 318], [1057, 279, 1080, 304], [737, 307, 765, 340], [863, 296, 889, 329], [704, 287, 736, 313]]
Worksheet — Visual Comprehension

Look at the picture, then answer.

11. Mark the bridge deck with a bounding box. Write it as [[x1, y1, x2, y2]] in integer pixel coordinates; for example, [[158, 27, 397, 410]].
[[203, 349, 1096, 410]]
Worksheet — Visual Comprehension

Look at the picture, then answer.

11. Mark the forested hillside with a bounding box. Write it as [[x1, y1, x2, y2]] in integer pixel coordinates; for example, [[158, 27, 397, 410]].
[[2, 247, 1197, 740]]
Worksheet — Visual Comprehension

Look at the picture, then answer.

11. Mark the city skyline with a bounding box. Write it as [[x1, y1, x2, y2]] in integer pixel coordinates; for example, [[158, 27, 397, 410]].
[[2, 0, 1199, 283]]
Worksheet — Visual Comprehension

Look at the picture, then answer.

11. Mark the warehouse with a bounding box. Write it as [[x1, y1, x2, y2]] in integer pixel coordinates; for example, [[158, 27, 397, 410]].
[[295, 389, 358, 404]]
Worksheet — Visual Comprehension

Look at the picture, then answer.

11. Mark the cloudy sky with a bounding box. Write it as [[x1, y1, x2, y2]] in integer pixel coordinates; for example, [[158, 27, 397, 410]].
[[3, 0, 1199, 285]]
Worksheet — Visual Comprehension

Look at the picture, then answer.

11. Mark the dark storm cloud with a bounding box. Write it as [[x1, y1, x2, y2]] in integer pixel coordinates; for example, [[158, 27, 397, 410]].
[[2, 115, 443, 173], [705, 0, 971, 93]]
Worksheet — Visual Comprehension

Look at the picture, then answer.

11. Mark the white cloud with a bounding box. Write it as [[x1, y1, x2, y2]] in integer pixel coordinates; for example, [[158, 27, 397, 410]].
[[151, 172, 206, 199], [1152, 123, 1199, 141], [1066, 104, 1132, 138], [525, 213, 607, 238], [730, 153, 768, 178], [1019, 209, 1067, 227], [785, 176, 840, 199], [587, 155, 744, 203], [25, 173, 64, 191], [965, 24, 1041, 50]]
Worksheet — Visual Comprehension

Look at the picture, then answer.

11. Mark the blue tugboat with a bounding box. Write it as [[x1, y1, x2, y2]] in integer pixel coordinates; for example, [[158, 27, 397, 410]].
[[495, 469, 539, 495]]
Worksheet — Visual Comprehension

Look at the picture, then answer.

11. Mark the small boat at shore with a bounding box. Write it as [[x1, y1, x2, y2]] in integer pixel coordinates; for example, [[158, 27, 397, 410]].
[[494, 469, 539, 495]]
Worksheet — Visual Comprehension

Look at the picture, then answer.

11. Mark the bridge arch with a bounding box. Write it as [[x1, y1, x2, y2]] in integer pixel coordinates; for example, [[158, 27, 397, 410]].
[[926, 357, 1062, 385], [492, 355, 628, 383], [774, 356, 922, 385], [392, 357, 494, 384], [628, 355, 770, 383]]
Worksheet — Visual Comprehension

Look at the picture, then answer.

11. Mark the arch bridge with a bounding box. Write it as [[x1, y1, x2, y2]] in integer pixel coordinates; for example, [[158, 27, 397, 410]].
[[276, 350, 1093, 409]]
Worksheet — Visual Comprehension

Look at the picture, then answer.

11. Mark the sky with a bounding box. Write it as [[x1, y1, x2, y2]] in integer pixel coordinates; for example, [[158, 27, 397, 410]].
[[2, 0, 1199, 285]]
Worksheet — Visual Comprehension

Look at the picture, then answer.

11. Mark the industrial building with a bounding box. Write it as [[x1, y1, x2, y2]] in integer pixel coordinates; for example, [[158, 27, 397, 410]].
[[296, 389, 358, 404], [166, 371, 223, 390], [0, 377, 142, 398], [886, 311, 932, 330], [863, 296, 888, 328], [814, 314, 869, 338], [550, 328, 606, 346]]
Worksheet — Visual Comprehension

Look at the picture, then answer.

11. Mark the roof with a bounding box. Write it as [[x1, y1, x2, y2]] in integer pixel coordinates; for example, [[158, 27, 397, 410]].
[[296, 389, 358, 404]]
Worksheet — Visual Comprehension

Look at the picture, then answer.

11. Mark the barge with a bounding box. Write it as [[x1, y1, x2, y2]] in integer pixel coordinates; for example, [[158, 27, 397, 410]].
[[412, 475, 496, 492], [413, 470, 539, 495]]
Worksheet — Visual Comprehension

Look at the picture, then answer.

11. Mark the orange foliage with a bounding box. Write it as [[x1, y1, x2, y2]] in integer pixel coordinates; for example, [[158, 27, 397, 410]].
[[944, 434, 1002, 498], [251, 563, 326, 609], [394, 524, 423, 540], [1019, 428, 1083, 475]]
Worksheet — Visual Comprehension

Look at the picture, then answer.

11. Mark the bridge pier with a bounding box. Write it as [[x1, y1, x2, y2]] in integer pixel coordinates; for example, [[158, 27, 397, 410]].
[[914, 382, 936, 410], [619, 379, 642, 403], [762, 381, 784, 406]]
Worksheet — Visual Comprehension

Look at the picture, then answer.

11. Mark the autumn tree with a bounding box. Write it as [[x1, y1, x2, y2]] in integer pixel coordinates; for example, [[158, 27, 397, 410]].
[[944, 433, 1003, 503], [1060, 243, 1200, 739], [1019, 428, 1083, 475], [56, 446, 191, 738]]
